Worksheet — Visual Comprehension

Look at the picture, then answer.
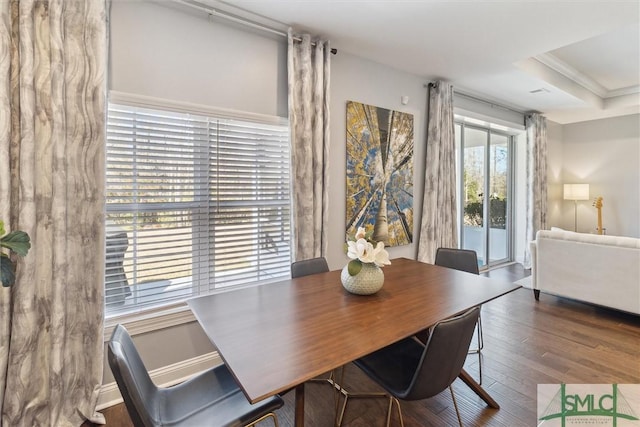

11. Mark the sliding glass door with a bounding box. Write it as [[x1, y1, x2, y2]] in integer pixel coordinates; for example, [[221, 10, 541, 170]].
[[455, 122, 513, 269]]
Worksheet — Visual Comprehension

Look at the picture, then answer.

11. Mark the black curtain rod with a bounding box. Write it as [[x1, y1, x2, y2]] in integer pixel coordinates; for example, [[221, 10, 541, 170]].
[[424, 83, 526, 115], [176, 0, 337, 55], [455, 91, 527, 115]]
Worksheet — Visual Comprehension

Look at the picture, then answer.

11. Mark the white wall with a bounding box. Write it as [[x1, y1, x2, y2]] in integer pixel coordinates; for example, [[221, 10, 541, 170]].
[[557, 114, 640, 237]]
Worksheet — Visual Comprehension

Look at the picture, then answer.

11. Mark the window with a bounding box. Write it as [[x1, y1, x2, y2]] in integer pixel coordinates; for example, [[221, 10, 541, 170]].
[[455, 119, 514, 269], [105, 99, 291, 317]]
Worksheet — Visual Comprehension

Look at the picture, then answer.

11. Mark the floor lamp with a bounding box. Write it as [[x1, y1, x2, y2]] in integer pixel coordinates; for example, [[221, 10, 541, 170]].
[[563, 184, 590, 232]]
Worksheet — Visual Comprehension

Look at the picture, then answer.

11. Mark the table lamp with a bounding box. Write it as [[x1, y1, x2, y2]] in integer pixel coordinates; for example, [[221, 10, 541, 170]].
[[563, 183, 590, 231]]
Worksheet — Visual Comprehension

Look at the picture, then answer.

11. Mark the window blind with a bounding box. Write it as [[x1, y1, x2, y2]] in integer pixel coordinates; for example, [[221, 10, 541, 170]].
[[105, 102, 291, 316]]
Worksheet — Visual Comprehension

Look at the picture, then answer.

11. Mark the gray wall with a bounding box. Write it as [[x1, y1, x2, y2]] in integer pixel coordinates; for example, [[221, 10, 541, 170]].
[[327, 53, 429, 269], [546, 120, 565, 232], [554, 114, 640, 237], [109, 0, 288, 117]]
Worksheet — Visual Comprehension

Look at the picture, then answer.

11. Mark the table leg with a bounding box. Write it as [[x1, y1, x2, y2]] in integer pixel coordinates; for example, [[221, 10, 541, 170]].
[[458, 368, 500, 409], [295, 383, 305, 427]]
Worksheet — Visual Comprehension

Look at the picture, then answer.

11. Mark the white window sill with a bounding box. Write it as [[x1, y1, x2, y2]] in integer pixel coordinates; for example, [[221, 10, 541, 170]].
[[103, 279, 284, 340], [104, 303, 196, 341]]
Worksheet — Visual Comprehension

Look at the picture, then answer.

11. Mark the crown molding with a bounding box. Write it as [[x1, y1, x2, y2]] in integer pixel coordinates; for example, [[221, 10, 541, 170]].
[[533, 53, 640, 100], [606, 85, 640, 98], [534, 53, 608, 98]]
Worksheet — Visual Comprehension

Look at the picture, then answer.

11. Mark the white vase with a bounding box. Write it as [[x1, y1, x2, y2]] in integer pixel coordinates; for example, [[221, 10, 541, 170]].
[[340, 263, 384, 295]]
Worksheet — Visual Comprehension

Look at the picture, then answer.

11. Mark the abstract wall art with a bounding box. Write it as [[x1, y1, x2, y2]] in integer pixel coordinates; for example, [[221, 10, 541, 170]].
[[346, 101, 414, 247]]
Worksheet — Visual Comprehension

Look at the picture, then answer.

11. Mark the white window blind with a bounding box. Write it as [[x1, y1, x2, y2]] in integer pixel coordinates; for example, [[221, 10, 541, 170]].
[[105, 102, 291, 316]]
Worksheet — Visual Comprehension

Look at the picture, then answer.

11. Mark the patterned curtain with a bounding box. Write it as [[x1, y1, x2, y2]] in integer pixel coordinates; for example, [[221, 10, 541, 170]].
[[417, 82, 457, 263], [0, 1, 106, 425], [287, 29, 331, 261], [523, 113, 548, 269]]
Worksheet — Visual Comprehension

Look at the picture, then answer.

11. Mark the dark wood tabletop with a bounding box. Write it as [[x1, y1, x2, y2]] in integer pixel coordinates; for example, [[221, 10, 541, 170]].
[[188, 257, 520, 425]]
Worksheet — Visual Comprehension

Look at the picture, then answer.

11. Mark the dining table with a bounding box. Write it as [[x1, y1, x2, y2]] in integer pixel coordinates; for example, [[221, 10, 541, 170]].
[[187, 257, 521, 426]]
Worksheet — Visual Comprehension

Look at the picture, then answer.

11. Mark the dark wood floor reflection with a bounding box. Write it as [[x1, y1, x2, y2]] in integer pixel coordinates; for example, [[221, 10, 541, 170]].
[[93, 263, 640, 426]]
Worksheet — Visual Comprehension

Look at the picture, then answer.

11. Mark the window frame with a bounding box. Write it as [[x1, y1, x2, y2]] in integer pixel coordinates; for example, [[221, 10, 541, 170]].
[[454, 116, 517, 270], [104, 92, 291, 335]]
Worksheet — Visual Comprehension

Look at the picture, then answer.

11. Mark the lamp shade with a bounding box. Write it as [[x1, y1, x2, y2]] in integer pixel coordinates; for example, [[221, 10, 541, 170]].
[[563, 184, 590, 201]]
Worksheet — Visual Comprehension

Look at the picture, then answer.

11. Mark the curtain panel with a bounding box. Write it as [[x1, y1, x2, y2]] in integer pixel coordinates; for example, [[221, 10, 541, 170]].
[[417, 82, 457, 263], [287, 29, 331, 261], [0, 1, 107, 425], [523, 113, 548, 269]]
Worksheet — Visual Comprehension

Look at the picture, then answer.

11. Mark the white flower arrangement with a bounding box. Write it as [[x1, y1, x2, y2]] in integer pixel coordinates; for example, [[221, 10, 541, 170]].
[[345, 226, 391, 276]]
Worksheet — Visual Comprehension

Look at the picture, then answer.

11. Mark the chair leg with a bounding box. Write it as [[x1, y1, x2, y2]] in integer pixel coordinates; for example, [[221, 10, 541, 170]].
[[467, 314, 483, 385], [477, 313, 484, 351], [477, 348, 482, 385], [468, 313, 483, 353], [248, 412, 279, 427], [385, 396, 404, 427], [336, 389, 389, 426], [309, 369, 335, 385], [334, 365, 391, 427], [305, 366, 349, 423], [449, 385, 464, 427], [477, 314, 483, 385]]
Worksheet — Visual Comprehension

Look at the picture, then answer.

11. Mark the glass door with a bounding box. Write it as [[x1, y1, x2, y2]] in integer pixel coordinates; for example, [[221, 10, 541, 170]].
[[456, 122, 512, 269], [488, 133, 510, 264], [461, 127, 487, 265]]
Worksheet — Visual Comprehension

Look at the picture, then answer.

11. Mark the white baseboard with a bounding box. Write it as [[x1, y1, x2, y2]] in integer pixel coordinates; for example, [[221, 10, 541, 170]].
[[97, 351, 222, 410]]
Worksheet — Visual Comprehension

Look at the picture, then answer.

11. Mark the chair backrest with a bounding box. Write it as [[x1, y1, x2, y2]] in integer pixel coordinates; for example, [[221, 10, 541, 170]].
[[403, 306, 480, 401], [291, 257, 329, 278], [108, 324, 160, 427], [434, 247, 479, 275]]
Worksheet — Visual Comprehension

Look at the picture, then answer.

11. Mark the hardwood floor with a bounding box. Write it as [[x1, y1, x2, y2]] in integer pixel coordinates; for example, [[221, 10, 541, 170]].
[[95, 263, 640, 426]]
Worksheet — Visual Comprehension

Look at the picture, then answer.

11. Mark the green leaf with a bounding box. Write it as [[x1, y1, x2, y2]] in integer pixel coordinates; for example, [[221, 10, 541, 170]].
[[0, 231, 31, 257], [347, 259, 362, 276], [1, 255, 15, 287], [0, 220, 5, 237]]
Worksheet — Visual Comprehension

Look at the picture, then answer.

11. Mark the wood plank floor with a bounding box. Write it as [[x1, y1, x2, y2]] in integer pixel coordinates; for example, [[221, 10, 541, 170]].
[[95, 263, 640, 426]]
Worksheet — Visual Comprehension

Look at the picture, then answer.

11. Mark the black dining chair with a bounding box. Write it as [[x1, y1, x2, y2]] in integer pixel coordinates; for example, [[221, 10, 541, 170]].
[[291, 256, 330, 278], [434, 247, 480, 276], [339, 307, 481, 427], [291, 257, 340, 390], [434, 247, 484, 384], [108, 324, 283, 427]]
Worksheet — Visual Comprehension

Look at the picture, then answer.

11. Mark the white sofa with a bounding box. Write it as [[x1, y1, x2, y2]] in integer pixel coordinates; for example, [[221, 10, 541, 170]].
[[530, 229, 640, 315]]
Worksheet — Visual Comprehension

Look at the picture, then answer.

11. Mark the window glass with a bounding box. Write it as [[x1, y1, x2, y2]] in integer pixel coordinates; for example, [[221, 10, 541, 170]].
[[105, 102, 291, 316]]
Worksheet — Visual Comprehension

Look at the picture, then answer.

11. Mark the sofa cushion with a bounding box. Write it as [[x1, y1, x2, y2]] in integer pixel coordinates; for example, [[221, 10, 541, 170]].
[[537, 230, 640, 249]]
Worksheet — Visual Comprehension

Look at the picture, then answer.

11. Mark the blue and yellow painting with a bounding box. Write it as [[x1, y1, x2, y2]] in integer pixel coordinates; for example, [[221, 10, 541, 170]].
[[346, 101, 414, 247]]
